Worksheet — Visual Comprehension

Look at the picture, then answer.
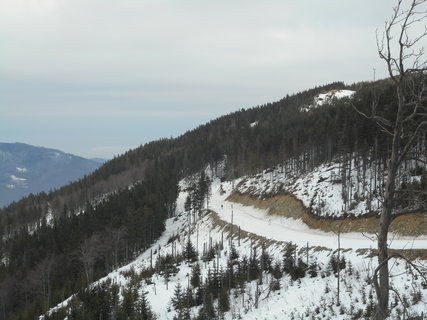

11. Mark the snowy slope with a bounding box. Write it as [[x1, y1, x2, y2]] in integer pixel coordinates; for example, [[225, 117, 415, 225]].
[[236, 160, 379, 219], [214, 180, 426, 250], [236, 153, 426, 221], [301, 89, 355, 112], [44, 178, 427, 320]]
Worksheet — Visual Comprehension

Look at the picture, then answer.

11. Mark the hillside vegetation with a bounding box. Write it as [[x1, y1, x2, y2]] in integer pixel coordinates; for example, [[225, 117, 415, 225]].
[[0, 79, 426, 319]]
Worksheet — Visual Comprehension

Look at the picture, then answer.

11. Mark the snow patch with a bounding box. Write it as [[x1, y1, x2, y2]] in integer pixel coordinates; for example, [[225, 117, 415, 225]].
[[250, 121, 258, 128], [301, 89, 355, 112]]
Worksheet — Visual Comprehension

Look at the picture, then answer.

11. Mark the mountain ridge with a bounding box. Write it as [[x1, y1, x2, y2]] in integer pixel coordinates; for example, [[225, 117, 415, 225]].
[[0, 142, 101, 207], [1, 80, 426, 320]]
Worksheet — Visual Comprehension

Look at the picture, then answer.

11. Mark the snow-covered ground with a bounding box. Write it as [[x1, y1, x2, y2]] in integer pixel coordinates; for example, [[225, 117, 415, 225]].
[[213, 179, 427, 250], [301, 89, 355, 112], [44, 177, 427, 320], [236, 154, 427, 220]]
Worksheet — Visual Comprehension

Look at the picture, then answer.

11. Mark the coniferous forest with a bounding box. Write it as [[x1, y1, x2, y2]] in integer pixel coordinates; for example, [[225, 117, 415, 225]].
[[0, 79, 426, 319]]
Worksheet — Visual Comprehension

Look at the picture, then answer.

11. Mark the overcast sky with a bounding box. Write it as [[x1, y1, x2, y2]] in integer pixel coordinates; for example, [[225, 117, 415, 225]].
[[1, 0, 397, 159]]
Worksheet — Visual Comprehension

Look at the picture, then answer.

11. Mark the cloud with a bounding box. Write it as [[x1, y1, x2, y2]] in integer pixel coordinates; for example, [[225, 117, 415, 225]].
[[0, 0, 391, 86], [0, 0, 398, 157]]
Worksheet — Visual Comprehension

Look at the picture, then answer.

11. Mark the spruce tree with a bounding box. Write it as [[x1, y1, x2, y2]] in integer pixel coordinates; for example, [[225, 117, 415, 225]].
[[295, 258, 307, 279], [190, 263, 202, 288], [184, 238, 198, 263], [260, 245, 272, 272], [329, 254, 338, 273], [248, 249, 260, 281], [282, 244, 295, 274], [218, 286, 230, 314], [272, 261, 283, 280], [171, 282, 183, 312], [136, 290, 155, 320], [229, 242, 239, 261], [120, 286, 138, 319], [309, 261, 318, 278], [201, 292, 216, 320]]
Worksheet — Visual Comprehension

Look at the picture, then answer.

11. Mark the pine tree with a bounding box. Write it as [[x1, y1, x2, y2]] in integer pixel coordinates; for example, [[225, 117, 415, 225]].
[[184, 238, 198, 263], [184, 195, 192, 213], [120, 285, 138, 319], [282, 244, 295, 274], [194, 286, 204, 307], [136, 290, 155, 320], [329, 254, 338, 273], [339, 255, 346, 270], [309, 261, 318, 278], [226, 263, 237, 290], [171, 282, 183, 312], [272, 261, 283, 280], [248, 248, 260, 281], [260, 245, 272, 272], [229, 242, 239, 261], [190, 263, 202, 288], [201, 292, 216, 320], [184, 287, 194, 309], [218, 286, 230, 314], [294, 258, 307, 280]]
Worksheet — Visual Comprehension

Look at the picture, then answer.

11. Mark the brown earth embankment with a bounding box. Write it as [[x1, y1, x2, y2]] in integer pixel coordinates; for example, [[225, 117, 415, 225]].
[[226, 192, 427, 237]]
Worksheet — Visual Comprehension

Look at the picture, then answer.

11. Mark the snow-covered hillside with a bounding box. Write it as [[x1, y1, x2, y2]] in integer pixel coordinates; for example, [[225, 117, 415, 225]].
[[236, 153, 426, 221], [44, 178, 427, 320], [236, 159, 379, 219], [301, 89, 355, 112]]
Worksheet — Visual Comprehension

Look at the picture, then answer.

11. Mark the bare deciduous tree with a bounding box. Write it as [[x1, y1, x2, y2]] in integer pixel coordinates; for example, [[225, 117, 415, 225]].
[[28, 256, 55, 310], [357, 0, 427, 318], [79, 233, 103, 284]]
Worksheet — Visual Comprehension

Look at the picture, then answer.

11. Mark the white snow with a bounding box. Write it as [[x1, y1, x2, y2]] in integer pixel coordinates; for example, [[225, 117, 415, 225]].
[[212, 179, 426, 250], [237, 155, 426, 220], [44, 176, 427, 320], [237, 158, 379, 218], [250, 121, 259, 128], [301, 89, 355, 112]]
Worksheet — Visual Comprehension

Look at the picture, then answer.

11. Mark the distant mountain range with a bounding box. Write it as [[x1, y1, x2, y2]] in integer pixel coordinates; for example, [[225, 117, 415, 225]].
[[0, 142, 102, 207]]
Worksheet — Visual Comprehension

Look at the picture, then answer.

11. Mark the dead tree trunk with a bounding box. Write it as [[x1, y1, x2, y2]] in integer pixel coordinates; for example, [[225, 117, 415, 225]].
[[353, 1, 427, 318]]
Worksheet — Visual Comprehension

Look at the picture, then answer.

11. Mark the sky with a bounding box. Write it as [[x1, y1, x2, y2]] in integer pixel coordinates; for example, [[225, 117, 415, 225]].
[[0, 0, 399, 159]]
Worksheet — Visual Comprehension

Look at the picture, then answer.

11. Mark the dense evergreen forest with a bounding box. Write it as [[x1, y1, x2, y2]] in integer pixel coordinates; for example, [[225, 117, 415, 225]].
[[0, 79, 424, 319]]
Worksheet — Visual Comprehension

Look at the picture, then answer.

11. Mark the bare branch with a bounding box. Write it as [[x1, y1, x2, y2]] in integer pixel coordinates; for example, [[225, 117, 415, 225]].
[[351, 103, 394, 136], [372, 253, 427, 288], [397, 120, 427, 164], [389, 287, 409, 318]]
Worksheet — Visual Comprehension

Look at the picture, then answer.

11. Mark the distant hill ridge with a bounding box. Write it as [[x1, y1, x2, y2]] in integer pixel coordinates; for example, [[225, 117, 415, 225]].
[[0, 142, 101, 207]]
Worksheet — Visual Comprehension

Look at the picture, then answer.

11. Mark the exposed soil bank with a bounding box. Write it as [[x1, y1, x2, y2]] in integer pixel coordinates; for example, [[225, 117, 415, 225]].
[[226, 192, 427, 237]]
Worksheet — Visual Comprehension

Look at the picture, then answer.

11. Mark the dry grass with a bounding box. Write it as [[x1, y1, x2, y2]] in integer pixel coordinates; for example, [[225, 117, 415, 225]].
[[364, 248, 427, 260]]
